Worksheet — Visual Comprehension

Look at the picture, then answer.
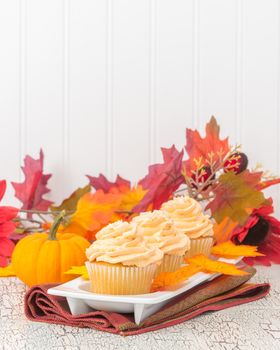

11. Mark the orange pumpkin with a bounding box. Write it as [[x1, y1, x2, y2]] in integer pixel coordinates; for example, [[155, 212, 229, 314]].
[[12, 211, 90, 286]]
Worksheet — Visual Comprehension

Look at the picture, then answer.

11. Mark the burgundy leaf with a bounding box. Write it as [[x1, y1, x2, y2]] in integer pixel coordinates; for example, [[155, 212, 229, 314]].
[[133, 145, 184, 212], [87, 174, 131, 192], [11, 150, 53, 216]]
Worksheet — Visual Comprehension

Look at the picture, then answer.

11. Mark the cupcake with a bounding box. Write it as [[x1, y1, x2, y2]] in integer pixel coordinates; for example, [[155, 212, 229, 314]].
[[85, 220, 163, 295], [161, 196, 214, 258], [132, 210, 190, 274]]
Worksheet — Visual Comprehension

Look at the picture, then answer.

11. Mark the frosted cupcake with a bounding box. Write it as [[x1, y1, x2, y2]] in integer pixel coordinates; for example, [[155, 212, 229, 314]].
[[161, 196, 214, 258], [132, 210, 190, 274], [85, 220, 163, 295]]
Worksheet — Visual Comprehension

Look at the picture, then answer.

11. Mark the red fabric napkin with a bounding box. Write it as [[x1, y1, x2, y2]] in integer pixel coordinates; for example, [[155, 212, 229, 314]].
[[24, 266, 270, 336]]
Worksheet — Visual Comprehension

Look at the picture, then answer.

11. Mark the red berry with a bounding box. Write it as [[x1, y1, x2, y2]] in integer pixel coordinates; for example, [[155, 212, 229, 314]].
[[224, 152, 248, 174], [191, 166, 215, 189]]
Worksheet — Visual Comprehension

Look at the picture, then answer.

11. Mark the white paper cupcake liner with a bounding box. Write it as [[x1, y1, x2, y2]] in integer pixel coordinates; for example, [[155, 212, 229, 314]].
[[86, 261, 157, 295], [156, 254, 184, 275], [184, 237, 214, 259]]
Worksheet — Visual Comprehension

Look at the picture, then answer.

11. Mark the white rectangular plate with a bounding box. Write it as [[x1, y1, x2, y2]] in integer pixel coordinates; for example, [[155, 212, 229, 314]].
[[48, 257, 243, 325]]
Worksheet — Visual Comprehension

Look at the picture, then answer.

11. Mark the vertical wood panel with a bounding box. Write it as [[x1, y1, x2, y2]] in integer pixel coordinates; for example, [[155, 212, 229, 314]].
[[25, 0, 65, 203], [63, 0, 69, 173], [67, 0, 107, 189], [235, 0, 244, 143], [0, 1, 20, 205], [106, 0, 113, 178], [19, 0, 27, 173], [111, 0, 151, 183], [242, 0, 279, 208], [277, 0, 280, 215], [193, 0, 200, 130], [154, 0, 194, 160], [242, 0, 278, 169], [198, 0, 237, 138], [0, 1, 280, 214], [149, 0, 156, 163]]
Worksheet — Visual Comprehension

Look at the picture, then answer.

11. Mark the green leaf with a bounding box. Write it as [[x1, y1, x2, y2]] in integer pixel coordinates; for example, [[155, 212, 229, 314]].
[[206, 171, 267, 225], [51, 185, 91, 212]]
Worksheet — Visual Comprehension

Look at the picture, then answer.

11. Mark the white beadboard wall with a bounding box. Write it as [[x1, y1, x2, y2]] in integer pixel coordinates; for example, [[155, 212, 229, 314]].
[[0, 0, 280, 213]]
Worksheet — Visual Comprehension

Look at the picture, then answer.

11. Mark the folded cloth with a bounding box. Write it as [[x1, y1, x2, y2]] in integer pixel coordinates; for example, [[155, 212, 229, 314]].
[[24, 266, 270, 336]]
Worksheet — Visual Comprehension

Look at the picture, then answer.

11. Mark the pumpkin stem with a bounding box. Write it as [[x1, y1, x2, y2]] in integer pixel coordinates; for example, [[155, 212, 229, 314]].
[[48, 210, 66, 240]]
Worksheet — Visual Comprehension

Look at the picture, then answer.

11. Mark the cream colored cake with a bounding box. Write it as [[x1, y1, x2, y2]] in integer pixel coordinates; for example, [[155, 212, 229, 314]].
[[132, 210, 190, 274], [161, 196, 214, 258], [86, 220, 163, 295]]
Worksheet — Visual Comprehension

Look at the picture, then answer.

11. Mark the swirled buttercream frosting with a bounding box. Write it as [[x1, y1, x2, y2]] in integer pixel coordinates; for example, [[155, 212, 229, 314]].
[[86, 220, 163, 267], [132, 210, 190, 255], [161, 196, 213, 239]]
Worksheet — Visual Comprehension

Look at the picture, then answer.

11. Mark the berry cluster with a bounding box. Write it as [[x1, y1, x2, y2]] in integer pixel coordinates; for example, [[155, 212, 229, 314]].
[[191, 152, 248, 191]]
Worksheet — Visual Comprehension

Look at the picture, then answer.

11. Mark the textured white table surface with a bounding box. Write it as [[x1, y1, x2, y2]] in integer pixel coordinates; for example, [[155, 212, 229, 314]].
[[0, 266, 280, 350]]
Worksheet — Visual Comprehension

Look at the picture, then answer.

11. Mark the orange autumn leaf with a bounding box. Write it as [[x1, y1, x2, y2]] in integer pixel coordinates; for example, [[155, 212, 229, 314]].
[[186, 255, 248, 276], [206, 171, 266, 225], [42, 222, 52, 231], [72, 190, 122, 230], [211, 241, 264, 258], [185, 116, 229, 170], [256, 178, 280, 191], [117, 185, 147, 213], [65, 190, 122, 240], [62, 186, 145, 240], [213, 217, 238, 243], [86, 173, 146, 215], [151, 264, 201, 292], [62, 221, 94, 240]]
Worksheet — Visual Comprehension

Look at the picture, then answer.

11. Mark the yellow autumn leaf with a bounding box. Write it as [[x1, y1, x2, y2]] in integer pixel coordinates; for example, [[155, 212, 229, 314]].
[[211, 241, 264, 258], [65, 265, 89, 280], [118, 185, 146, 213], [0, 264, 16, 277], [186, 255, 248, 276]]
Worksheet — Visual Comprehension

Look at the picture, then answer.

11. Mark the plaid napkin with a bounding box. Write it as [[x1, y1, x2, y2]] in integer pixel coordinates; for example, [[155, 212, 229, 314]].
[[24, 266, 270, 336]]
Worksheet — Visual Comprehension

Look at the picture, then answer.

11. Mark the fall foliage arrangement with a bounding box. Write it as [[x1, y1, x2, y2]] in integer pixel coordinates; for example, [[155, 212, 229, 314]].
[[1, 116, 280, 287]]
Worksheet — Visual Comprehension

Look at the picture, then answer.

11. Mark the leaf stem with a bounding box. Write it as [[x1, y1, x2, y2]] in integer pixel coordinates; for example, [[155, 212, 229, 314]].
[[13, 217, 42, 225], [48, 210, 65, 240], [36, 212, 48, 223], [115, 210, 134, 215], [174, 187, 188, 194], [19, 209, 74, 215]]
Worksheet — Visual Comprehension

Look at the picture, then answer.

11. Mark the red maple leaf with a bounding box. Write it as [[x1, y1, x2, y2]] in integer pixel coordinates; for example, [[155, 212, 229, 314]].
[[0, 180, 19, 267], [133, 145, 184, 212], [87, 174, 131, 192], [11, 150, 53, 216], [0, 180, 6, 201], [185, 116, 229, 172]]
